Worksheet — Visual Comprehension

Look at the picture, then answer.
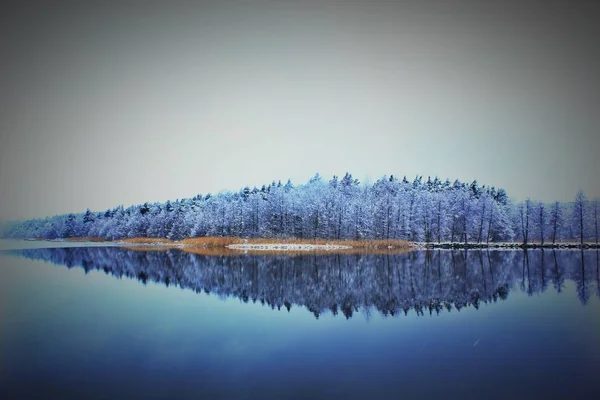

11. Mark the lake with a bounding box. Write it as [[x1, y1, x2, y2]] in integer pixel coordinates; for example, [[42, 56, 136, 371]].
[[1, 243, 599, 399]]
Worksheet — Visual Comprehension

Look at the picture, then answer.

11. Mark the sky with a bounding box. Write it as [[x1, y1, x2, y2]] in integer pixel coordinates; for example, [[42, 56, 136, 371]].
[[1, 0, 599, 221]]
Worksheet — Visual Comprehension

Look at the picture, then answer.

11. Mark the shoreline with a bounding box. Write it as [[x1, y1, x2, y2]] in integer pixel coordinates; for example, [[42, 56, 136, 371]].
[[72, 237, 600, 250], [114, 237, 413, 251], [225, 243, 352, 251], [7, 237, 600, 252], [413, 242, 600, 250]]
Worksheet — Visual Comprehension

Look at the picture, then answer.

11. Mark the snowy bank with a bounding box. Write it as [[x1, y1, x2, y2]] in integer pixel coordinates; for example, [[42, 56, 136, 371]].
[[226, 243, 352, 251]]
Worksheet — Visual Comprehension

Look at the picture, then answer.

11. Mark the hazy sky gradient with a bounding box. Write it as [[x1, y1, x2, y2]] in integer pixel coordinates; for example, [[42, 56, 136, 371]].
[[1, 0, 599, 220]]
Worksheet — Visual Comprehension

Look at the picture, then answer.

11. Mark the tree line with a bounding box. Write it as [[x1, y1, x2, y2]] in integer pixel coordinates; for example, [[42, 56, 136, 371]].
[[3, 173, 599, 244]]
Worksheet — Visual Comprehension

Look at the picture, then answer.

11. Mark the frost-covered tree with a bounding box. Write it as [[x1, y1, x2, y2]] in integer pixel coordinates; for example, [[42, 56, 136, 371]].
[[2, 174, 593, 245], [534, 202, 546, 245], [549, 202, 563, 244], [518, 199, 533, 245], [572, 191, 587, 245], [593, 199, 599, 245]]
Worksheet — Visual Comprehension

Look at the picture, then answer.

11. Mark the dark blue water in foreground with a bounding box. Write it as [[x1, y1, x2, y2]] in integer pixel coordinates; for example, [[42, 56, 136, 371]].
[[1, 247, 599, 399]]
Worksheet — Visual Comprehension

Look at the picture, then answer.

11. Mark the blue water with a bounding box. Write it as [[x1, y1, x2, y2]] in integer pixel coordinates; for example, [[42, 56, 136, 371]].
[[1, 246, 599, 399]]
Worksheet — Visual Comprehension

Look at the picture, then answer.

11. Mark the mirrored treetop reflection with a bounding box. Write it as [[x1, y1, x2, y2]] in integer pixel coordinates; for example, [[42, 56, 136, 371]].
[[6, 248, 600, 319]]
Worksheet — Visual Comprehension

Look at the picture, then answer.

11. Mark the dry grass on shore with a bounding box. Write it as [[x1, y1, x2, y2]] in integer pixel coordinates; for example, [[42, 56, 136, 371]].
[[124, 245, 412, 257], [116, 236, 413, 255], [176, 236, 410, 249], [67, 236, 412, 248], [180, 237, 245, 247]]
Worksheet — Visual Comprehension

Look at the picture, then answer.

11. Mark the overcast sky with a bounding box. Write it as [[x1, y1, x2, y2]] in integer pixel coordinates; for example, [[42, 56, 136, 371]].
[[1, 0, 599, 220]]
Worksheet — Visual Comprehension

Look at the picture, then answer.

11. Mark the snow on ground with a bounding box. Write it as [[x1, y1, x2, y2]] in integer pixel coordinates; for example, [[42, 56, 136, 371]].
[[226, 243, 352, 251]]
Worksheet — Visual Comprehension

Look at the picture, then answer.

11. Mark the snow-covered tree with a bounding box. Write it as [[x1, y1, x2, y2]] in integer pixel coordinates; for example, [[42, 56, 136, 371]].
[[2, 174, 594, 245]]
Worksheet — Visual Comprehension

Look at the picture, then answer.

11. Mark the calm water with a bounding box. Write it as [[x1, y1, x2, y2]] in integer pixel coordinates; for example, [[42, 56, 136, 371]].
[[1, 244, 599, 399]]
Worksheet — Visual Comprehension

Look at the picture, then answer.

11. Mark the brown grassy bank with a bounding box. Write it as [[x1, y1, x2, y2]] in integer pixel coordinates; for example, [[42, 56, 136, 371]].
[[120, 236, 412, 248], [115, 236, 413, 255], [123, 245, 413, 257]]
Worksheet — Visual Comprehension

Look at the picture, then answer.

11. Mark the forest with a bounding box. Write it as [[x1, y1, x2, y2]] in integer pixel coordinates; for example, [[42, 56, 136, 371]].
[[2, 173, 599, 245]]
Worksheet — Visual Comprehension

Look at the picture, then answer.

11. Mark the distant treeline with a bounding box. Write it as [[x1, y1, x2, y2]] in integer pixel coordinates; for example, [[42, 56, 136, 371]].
[[3, 173, 599, 244]]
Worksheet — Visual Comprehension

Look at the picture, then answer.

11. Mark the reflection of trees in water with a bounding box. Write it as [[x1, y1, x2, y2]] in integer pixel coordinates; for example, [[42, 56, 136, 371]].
[[8, 248, 599, 319], [576, 249, 595, 305], [597, 250, 600, 298]]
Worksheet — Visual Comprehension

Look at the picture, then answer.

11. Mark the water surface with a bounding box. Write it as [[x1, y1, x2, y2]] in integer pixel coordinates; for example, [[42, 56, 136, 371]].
[[1, 245, 599, 399]]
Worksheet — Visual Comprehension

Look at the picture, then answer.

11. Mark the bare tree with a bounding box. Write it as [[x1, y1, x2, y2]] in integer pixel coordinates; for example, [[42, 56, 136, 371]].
[[538, 202, 545, 246], [478, 197, 487, 243], [486, 203, 494, 244], [436, 200, 442, 244], [593, 199, 599, 245], [573, 191, 587, 246], [549, 201, 562, 244], [520, 199, 532, 246]]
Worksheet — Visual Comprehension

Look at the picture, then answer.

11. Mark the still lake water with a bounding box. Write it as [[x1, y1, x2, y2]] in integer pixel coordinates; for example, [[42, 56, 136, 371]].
[[1, 243, 599, 399]]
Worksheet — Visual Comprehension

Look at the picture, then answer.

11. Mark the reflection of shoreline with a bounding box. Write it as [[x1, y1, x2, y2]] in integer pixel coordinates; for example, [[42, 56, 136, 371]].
[[12, 237, 600, 253], [6, 248, 599, 319], [226, 243, 350, 251], [117, 237, 415, 255], [121, 245, 414, 257], [415, 242, 600, 249]]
